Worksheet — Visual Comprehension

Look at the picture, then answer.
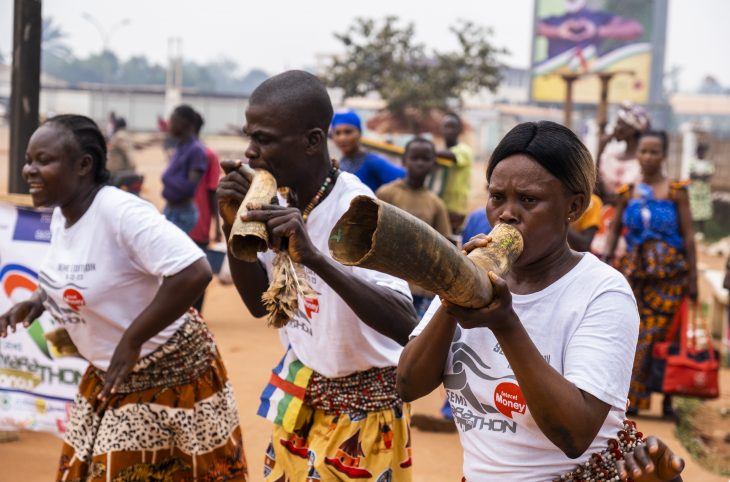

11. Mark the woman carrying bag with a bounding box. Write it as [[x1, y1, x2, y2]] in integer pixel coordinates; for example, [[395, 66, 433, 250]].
[[604, 130, 698, 417]]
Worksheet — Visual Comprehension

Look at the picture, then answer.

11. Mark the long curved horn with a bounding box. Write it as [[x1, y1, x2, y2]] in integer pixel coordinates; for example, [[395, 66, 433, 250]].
[[328, 196, 523, 308], [228, 168, 277, 262]]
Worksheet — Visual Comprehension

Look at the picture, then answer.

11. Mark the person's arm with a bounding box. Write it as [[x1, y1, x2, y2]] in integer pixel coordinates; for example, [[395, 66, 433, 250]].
[[0, 289, 45, 337], [243, 204, 418, 345], [99, 257, 211, 400], [436, 149, 457, 162], [434, 202, 453, 239], [597, 16, 643, 40], [674, 187, 698, 300], [603, 194, 628, 262], [208, 189, 222, 242], [568, 226, 598, 252], [397, 304, 457, 401]]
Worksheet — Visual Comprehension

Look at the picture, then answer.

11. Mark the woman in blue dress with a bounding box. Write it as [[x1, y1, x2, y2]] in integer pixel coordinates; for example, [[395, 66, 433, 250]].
[[604, 130, 698, 416]]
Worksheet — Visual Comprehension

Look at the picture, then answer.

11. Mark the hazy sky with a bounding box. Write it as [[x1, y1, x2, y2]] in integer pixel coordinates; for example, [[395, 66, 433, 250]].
[[0, 0, 728, 92]]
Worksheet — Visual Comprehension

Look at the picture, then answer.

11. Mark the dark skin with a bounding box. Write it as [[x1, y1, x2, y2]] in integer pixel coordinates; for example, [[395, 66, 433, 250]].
[[331, 123, 362, 159], [169, 111, 203, 187], [603, 136, 698, 300], [618, 436, 684, 482], [568, 226, 598, 252], [436, 115, 461, 161], [3, 123, 212, 402], [403, 141, 436, 189], [217, 100, 417, 345], [399, 154, 617, 459]]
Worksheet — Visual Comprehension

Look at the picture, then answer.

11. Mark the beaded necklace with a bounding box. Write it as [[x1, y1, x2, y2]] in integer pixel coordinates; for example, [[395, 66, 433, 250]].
[[302, 163, 339, 222]]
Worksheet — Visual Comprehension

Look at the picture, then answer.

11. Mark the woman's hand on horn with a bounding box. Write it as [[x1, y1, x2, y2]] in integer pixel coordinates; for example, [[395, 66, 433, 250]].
[[461, 233, 491, 254], [242, 204, 318, 265], [443, 272, 519, 333]]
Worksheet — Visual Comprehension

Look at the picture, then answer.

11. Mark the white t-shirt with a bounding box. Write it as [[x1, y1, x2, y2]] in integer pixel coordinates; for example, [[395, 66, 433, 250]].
[[411, 254, 639, 481], [259, 171, 412, 378], [39, 186, 205, 370]]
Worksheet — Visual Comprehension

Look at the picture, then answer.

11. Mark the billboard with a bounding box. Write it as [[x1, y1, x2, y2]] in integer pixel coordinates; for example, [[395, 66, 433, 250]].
[[0, 201, 88, 436], [531, 0, 655, 104]]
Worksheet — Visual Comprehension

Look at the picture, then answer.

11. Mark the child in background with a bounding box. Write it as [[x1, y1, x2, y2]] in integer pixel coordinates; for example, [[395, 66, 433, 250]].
[[377, 137, 452, 317]]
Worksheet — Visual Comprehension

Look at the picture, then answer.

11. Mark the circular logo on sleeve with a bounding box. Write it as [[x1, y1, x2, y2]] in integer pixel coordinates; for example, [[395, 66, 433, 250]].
[[63, 289, 85, 312]]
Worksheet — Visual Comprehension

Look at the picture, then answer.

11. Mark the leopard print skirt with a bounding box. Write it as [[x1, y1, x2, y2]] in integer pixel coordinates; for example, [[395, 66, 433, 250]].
[[56, 311, 247, 482]]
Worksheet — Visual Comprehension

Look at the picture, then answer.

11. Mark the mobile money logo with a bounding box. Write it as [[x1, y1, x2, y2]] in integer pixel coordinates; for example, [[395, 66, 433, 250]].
[[0, 264, 52, 360]]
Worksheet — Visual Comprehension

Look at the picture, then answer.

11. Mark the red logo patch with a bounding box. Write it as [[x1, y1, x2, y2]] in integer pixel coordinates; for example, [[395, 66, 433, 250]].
[[494, 382, 526, 419], [63, 288, 85, 312], [304, 296, 319, 318]]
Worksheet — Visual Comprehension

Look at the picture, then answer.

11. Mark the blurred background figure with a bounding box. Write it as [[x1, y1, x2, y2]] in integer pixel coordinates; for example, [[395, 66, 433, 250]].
[[688, 142, 714, 234], [433, 113, 473, 234], [377, 137, 452, 318], [331, 109, 405, 192], [604, 131, 697, 417], [592, 102, 651, 256], [568, 192, 603, 252], [162, 104, 208, 234]]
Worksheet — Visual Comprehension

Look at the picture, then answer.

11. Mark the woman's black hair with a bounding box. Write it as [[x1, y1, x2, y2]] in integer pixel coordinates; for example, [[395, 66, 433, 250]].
[[403, 136, 435, 158], [46, 114, 110, 184], [487, 121, 595, 214], [639, 130, 669, 156]]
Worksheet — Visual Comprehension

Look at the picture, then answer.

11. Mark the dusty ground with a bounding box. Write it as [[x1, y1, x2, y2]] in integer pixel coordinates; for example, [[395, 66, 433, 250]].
[[0, 127, 728, 481]]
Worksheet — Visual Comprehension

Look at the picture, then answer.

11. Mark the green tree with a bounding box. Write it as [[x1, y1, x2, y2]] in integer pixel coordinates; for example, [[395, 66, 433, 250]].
[[41, 17, 73, 72], [326, 17, 506, 132]]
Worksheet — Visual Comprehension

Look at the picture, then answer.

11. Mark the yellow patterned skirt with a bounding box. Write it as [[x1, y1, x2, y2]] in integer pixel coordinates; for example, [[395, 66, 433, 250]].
[[264, 405, 411, 482], [56, 312, 247, 482]]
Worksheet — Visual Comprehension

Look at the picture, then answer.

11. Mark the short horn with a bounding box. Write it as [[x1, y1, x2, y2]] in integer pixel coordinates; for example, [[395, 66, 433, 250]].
[[328, 196, 523, 308], [229, 168, 277, 262]]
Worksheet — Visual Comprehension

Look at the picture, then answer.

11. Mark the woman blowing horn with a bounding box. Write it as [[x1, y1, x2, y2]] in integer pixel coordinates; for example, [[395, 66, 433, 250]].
[[397, 121, 683, 482]]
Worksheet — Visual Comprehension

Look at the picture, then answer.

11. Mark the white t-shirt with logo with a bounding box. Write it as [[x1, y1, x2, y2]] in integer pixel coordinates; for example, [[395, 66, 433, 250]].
[[259, 171, 412, 378], [411, 253, 639, 481], [39, 186, 205, 370]]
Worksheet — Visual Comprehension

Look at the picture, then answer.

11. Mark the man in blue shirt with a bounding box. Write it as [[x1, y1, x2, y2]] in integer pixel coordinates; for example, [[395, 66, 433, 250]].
[[331, 110, 405, 192]]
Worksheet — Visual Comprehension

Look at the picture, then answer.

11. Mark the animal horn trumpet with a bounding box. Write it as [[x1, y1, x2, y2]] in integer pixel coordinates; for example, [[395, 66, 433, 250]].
[[328, 196, 523, 308], [228, 167, 278, 262]]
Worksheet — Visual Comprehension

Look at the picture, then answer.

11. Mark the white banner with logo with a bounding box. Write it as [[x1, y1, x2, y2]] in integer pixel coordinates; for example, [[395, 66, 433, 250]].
[[0, 201, 88, 436]]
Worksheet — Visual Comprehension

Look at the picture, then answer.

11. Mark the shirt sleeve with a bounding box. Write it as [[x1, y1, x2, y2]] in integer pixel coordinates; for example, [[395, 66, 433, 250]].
[[410, 296, 442, 337], [118, 197, 205, 277], [369, 154, 405, 186], [563, 287, 639, 410], [450, 144, 473, 168], [190, 146, 209, 174]]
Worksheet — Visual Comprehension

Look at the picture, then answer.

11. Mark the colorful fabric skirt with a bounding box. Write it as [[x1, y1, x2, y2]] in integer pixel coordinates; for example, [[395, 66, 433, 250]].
[[262, 365, 411, 481], [620, 240, 688, 410], [57, 311, 247, 482]]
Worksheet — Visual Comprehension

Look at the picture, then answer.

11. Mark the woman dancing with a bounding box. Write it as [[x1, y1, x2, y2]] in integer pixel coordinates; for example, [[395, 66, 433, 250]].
[[0, 115, 247, 481]]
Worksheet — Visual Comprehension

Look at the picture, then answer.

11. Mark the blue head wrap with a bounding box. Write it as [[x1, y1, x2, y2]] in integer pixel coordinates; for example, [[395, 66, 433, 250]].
[[331, 110, 362, 132]]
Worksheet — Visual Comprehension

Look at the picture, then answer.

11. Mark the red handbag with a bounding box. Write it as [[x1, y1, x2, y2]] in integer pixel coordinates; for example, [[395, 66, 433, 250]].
[[653, 298, 720, 398]]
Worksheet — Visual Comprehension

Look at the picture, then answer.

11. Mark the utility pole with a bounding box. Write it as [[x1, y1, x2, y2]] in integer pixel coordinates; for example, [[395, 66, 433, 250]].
[[561, 74, 579, 129], [81, 13, 130, 120], [8, 0, 42, 195]]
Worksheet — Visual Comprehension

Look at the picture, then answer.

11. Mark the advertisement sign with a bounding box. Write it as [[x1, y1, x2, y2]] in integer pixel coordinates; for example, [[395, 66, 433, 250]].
[[531, 0, 655, 104], [0, 201, 87, 436]]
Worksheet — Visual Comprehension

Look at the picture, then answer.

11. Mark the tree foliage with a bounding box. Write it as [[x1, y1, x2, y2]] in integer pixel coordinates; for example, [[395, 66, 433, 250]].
[[326, 17, 506, 130], [36, 17, 267, 95]]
